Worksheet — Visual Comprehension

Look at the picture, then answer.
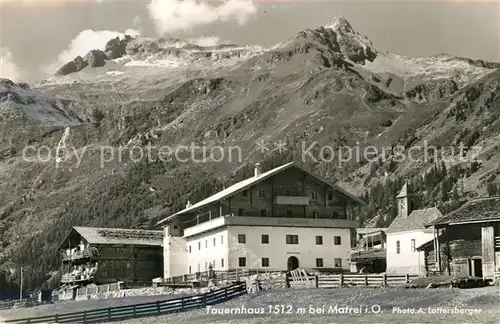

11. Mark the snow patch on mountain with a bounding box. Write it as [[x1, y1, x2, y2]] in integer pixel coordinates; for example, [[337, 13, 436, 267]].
[[124, 59, 183, 68], [363, 52, 495, 88], [106, 71, 125, 76]]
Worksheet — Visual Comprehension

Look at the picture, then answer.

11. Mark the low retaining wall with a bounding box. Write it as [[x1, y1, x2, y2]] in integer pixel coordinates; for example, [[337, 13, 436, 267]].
[[74, 283, 122, 300]]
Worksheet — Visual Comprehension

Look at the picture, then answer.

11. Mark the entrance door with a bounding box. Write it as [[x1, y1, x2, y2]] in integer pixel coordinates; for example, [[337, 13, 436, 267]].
[[474, 259, 483, 277], [287, 256, 299, 270]]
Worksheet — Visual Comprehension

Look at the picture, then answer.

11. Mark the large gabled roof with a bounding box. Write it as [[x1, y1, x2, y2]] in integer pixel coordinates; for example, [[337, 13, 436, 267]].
[[59, 227, 163, 249], [157, 162, 366, 225], [386, 207, 442, 234], [429, 196, 500, 226]]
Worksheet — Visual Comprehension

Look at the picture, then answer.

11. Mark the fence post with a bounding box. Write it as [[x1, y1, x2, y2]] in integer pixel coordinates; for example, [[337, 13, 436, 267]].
[[383, 273, 387, 287], [55, 314, 59, 322], [156, 300, 161, 314], [285, 274, 290, 288], [365, 275, 368, 286], [181, 296, 185, 310], [339, 274, 344, 288], [83, 310, 87, 324], [225, 286, 228, 299], [405, 274, 410, 284], [108, 307, 112, 320], [133, 304, 136, 316], [315, 275, 319, 288], [203, 293, 208, 306]]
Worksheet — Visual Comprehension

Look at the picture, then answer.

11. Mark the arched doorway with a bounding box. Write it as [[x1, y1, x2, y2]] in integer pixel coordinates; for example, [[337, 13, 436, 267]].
[[287, 256, 299, 270]]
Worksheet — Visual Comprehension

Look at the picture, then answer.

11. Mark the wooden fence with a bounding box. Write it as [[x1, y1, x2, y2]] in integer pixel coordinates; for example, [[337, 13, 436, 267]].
[[3, 282, 247, 324], [315, 274, 418, 288], [0, 297, 37, 311]]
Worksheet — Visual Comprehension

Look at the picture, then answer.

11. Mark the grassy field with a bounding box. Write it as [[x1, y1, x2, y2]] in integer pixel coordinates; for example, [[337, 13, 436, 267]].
[[115, 286, 500, 324]]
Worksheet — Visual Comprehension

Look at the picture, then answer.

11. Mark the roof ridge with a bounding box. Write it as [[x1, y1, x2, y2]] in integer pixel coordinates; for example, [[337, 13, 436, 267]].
[[75, 226, 161, 232]]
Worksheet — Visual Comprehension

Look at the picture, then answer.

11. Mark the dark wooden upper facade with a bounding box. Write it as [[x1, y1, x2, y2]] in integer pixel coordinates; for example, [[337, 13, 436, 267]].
[[161, 163, 365, 231]]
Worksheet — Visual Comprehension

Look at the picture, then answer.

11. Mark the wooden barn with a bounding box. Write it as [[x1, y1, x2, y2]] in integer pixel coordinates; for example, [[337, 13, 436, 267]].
[[417, 197, 500, 280], [59, 227, 163, 287]]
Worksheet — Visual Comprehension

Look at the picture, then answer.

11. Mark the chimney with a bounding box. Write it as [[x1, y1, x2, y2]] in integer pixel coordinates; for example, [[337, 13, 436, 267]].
[[254, 163, 262, 178], [186, 201, 192, 209]]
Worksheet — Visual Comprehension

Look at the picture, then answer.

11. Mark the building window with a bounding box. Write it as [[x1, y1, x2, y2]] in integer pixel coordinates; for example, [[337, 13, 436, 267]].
[[189, 266, 191, 274], [261, 234, 269, 244], [286, 210, 293, 217], [334, 236, 341, 245], [396, 240, 400, 254], [221, 258, 224, 267], [213, 237, 216, 247], [316, 236, 323, 245], [328, 192, 333, 200], [313, 210, 319, 218], [312, 191, 319, 200], [286, 234, 299, 245], [262, 257, 270, 267], [238, 208, 244, 216], [259, 189, 265, 197], [334, 258, 342, 268], [198, 242, 201, 250], [316, 258, 324, 267], [411, 239, 416, 252], [260, 209, 267, 217], [333, 211, 339, 219], [239, 257, 246, 267], [243, 190, 248, 197], [189, 245, 192, 253], [238, 234, 246, 243], [205, 240, 208, 248], [221, 235, 224, 244]]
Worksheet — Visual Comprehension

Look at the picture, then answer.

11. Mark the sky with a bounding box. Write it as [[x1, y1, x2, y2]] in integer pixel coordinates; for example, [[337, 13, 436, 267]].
[[0, 0, 499, 83]]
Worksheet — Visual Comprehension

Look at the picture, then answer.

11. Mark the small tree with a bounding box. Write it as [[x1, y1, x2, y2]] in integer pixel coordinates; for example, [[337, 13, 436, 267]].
[[91, 108, 105, 124], [486, 181, 498, 197]]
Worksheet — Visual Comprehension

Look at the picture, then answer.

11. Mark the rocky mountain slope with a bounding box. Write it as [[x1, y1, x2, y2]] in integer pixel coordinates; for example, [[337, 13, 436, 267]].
[[0, 16, 499, 290]]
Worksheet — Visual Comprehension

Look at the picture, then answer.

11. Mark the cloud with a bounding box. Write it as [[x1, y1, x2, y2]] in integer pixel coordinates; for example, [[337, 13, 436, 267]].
[[0, 48, 21, 81], [147, 0, 258, 35], [42, 28, 140, 76]]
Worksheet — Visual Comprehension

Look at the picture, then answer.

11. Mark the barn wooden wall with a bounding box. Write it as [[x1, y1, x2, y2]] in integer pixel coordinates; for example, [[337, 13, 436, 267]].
[[95, 244, 163, 284]]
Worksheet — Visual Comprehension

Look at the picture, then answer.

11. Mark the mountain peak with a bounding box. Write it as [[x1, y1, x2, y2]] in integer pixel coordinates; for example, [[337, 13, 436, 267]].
[[325, 15, 355, 35]]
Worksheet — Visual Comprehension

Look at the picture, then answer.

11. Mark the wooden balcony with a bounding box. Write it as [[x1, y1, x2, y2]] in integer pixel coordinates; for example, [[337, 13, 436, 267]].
[[61, 249, 96, 262], [61, 272, 95, 283], [184, 215, 358, 237]]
